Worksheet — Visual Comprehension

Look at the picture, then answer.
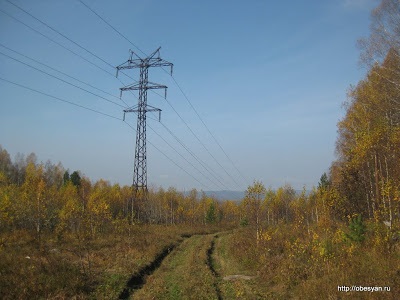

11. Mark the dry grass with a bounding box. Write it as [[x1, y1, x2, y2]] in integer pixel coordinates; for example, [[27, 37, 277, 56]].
[[219, 223, 400, 299], [134, 234, 219, 300], [2, 221, 398, 299], [0, 225, 219, 299]]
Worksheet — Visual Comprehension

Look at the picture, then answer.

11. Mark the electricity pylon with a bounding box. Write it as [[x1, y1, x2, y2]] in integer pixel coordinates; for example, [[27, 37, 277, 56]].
[[117, 47, 173, 223]]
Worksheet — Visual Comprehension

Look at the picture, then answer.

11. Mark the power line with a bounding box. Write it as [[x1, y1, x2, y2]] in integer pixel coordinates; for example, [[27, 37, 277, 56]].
[[0, 50, 126, 109], [169, 75, 249, 185], [134, 107, 228, 189], [132, 82, 233, 188], [0, 8, 114, 77], [4, 1, 142, 86], [75, 0, 169, 110], [1, 75, 211, 190], [160, 94, 239, 186], [0, 6, 132, 108], [1, 41, 218, 189], [147, 121, 217, 189], [123, 121, 209, 189], [157, 121, 228, 189], [0, 43, 218, 190], [0, 43, 121, 102], [5, 0, 115, 70], [0, 76, 121, 120], [77, 0, 145, 56], [145, 109, 228, 189]]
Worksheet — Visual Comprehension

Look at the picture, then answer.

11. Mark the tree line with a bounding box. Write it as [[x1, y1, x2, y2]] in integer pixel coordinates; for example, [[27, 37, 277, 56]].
[[330, 0, 400, 226], [0, 147, 231, 235], [0, 143, 336, 244]]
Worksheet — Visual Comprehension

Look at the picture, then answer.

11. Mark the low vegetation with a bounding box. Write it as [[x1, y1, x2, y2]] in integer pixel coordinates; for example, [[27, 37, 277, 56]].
[[0, 224, 221, 299]]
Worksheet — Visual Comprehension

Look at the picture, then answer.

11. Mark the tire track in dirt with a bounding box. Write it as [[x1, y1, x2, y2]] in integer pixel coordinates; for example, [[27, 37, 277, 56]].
[[118, 235, 189, 299], [206, 234, 222, 300], [119, 233, 224, 299]]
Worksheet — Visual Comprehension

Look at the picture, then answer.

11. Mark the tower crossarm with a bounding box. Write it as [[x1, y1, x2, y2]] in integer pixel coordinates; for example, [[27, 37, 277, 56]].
[[116, 48, 173, 77], [119, 82, 168, 99]]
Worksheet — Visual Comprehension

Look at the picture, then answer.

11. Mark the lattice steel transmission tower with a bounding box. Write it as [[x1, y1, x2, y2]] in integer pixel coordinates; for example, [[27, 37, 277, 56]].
[[117, 47, 173, 223]]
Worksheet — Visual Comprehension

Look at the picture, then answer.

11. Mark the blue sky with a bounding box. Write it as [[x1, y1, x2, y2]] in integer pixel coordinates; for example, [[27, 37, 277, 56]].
[[0, 0, 377, 191]]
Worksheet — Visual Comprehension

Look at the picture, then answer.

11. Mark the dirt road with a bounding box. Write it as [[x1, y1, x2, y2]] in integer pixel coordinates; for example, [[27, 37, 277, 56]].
[[120, 232, 263, 299]]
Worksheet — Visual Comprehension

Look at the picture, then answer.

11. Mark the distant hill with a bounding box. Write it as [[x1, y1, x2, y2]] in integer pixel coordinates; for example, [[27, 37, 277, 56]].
[[181, 190, 245, 201], [183, 189, 310, 201], [203, 190, 245, 201]]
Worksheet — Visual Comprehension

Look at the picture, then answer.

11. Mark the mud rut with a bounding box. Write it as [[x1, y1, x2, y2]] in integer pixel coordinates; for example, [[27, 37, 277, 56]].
[[118, 243, 178, 299], [118, 234, 222, 300], [206, 235, 222, 300]]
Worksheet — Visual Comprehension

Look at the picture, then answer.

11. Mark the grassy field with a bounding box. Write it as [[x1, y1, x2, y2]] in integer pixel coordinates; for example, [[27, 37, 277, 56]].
[[213, 231, 267, 299], [217, 226, 400, 300], [0, 225, 220, 299], [1, 223, 399, 299]]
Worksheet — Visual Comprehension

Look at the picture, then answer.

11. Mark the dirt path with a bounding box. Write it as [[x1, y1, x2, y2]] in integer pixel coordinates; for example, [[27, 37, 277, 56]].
[[132, 234, 220, 299], [120, 231, 263, 299]]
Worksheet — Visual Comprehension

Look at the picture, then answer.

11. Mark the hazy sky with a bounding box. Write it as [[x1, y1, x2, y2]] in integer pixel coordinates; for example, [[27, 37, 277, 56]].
[[0, 0, 378, 191]]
